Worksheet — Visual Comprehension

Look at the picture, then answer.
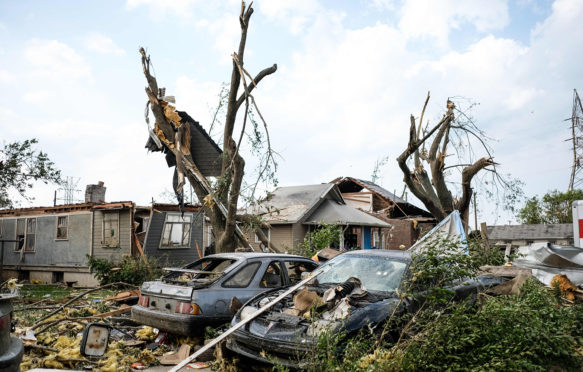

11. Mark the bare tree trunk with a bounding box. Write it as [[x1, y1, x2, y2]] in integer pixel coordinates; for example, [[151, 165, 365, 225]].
[[140, 2, 277, 253], [397, 94, 496, 230]]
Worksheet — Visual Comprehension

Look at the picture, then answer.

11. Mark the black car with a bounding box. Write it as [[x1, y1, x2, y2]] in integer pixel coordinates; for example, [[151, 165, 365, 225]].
[[226, 249, 506, 368]]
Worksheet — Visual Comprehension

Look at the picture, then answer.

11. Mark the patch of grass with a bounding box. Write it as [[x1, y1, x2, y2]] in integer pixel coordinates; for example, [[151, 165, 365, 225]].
[[19, 285, 73, 301]]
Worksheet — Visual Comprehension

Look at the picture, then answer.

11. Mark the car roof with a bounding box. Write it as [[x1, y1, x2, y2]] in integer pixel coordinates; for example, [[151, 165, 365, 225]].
[[341, 249, 411, 261], [204, 252, 313, 260]]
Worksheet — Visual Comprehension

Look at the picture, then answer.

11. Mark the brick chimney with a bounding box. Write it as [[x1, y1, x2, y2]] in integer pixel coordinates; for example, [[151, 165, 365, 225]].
[[85, 181, 106, 203]]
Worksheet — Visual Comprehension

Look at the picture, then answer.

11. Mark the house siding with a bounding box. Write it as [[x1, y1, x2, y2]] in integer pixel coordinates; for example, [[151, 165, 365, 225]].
[[143, 211, 203, 266], [271, 225, 294, 253], [291, 224, 308, 253], [0, 213, 92, 267], [92, 209, 132, 262]]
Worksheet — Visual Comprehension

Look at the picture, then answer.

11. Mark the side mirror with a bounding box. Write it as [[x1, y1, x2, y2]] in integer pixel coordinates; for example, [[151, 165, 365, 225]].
[[80, 323, 110, 357]]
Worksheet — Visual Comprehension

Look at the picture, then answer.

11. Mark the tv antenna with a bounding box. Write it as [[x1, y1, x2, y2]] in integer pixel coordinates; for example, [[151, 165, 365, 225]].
[[54, 176, 82, 205]]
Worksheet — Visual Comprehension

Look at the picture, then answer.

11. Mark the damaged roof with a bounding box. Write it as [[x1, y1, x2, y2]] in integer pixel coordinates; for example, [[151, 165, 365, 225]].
[[249, 183, 390, 227], [331, 176, 432, 217], [145, 110, 223, 177], [0, 201, 134, 216], [487, 224, 573, 241], [303, 199, 391, 227]]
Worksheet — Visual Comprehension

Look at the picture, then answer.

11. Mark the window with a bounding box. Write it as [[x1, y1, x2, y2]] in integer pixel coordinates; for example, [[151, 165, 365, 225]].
[[223, 262, 261, 288], [260, 262, 283, 288], [284, 260, 318, 284], [25, 218, 36, 252], [16, 218, 25, 251], [254, 227, 270, 243], [103, 212, 120, 247], [56, 216, 68, 240], [161, 214, 192, 248]]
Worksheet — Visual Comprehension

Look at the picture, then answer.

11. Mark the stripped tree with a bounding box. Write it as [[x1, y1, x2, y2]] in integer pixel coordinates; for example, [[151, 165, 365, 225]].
[[397, 92, 518, 229], [140, 2, 277, 253]]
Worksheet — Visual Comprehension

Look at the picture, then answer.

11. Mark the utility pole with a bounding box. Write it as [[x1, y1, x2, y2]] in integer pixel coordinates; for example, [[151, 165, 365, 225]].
[[568, 89, 583, 190]]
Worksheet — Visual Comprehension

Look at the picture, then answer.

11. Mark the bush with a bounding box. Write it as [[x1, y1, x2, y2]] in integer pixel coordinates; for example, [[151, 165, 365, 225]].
[[303, 236, 583, 371], [297, 224, 341, 257], [387, 279, 583, 371], [87, 255, 162, 286]]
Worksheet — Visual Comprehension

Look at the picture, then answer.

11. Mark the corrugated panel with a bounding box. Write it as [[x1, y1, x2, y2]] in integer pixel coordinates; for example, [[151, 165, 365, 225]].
[[487, 224, 573, 241]]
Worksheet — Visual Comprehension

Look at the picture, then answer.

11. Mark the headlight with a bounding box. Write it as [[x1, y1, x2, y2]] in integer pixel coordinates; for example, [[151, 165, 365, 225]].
[[240, 306, 258, 321]]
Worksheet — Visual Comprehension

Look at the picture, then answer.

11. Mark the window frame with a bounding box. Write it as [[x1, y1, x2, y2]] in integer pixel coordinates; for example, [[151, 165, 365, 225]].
[[159, 213, 193, 249], [254, 227, 270, 243], [55, 215, 69, 240], [24, 217, 36, 252], [102, 211, 120, 248]]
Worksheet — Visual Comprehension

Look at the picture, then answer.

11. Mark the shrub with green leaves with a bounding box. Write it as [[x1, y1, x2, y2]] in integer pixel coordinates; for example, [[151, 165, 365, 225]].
[[87, 255, 162, 285], [297, 224, 341, 257]]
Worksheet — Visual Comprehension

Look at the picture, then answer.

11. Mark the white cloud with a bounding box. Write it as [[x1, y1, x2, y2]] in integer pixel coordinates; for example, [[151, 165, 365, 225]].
[[196, 13, 241, 64], [259, 0, 322, 34], [24, 39, 91, 81], [84, 32, 125, 55], [126, 0, 199, 19], [0, 70, 15, 83], [22, 90, 51, 104], [399, 0, 509, 48]]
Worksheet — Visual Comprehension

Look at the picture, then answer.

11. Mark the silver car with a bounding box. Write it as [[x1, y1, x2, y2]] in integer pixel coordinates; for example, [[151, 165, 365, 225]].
[[131, 253, 318, 335]]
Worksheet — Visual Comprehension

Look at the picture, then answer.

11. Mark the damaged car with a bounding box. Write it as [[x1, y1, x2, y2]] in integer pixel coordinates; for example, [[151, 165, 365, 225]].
[[226, 249, 506, 368], [131, 253, 318, 336]]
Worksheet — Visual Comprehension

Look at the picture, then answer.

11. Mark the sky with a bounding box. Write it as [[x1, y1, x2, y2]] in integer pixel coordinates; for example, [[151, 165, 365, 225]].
[[1, 0, 582, 225]]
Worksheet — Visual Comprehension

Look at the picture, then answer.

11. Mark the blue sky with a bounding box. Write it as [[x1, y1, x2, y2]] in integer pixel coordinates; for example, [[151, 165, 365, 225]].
[[1, 0, 581, 225]]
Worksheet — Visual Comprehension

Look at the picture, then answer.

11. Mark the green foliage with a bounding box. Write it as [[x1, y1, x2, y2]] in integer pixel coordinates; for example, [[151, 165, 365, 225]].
[[387, 279, 583, 371], [371, 154, 389, 184], [87, 255, 162, 286], [302, 236, 583, 372], [518, 189, 583, 224], [406, 235, 478, 293], [297, 224, 341, 257], [0, 138, 62, 208]]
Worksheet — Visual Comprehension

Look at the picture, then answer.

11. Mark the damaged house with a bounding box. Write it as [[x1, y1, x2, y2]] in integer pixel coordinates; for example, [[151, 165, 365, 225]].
[[140, 203, 205, 266], [0, 183, 136, 286], [0, 183, 207, 286], [246, 183, 391, 252], [331, 177, 435, 249]]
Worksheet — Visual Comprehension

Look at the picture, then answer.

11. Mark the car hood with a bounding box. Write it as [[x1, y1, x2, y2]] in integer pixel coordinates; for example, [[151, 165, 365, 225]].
[[234, 283, 400, 344]]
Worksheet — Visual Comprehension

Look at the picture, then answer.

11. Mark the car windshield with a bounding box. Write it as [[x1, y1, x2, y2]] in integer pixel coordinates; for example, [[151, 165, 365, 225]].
[[317, 255, 408, 292]]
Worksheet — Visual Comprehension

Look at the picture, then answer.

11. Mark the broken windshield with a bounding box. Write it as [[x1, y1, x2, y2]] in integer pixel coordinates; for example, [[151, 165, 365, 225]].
[[317, 255, 408, 292]]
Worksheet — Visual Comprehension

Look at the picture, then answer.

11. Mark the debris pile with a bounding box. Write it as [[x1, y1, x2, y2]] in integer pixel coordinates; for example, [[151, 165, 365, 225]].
[[9, 281, 213, 371]]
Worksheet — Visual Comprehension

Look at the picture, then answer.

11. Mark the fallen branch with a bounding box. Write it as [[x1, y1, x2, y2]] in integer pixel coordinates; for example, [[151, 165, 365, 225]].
[[33, 282, 138, 325]]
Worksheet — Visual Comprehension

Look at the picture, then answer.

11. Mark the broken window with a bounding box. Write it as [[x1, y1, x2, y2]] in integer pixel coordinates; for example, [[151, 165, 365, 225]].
[[15, 218, 25, 251], [161, 214, 192, 248], [56, 216, 68, 240], [284, 261, 318, 284], [103, 212, 120, 247], [260, 261, 283, 288], [25, 217, 36, 252], [223, 262, 261, 288]]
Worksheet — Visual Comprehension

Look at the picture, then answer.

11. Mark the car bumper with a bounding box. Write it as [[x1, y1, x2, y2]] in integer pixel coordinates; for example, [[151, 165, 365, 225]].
[[227, 328, 314, 368], [131, 305, 226, 336]]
